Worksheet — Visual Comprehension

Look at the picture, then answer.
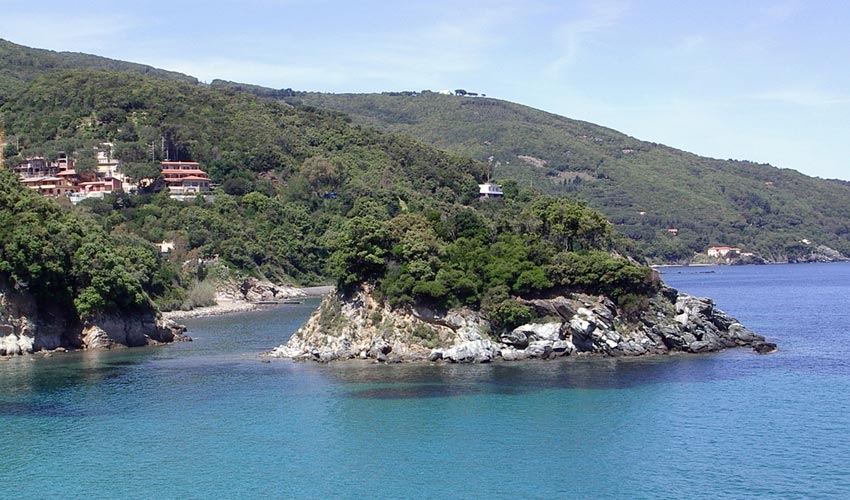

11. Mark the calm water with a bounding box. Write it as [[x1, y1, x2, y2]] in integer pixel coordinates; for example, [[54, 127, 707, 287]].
[[1, 264, 849, 499]]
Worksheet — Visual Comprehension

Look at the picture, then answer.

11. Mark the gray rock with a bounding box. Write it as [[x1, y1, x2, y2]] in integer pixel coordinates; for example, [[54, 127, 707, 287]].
[[499, 347, 528, 361], [442, 340, 498, 363], [688, 340, 714, 353], [616, 340, 647, 356], [753, 342, 777, 354], [525, 340, 553, 359], [729, 324, 763, 344], [499, 329, 529, 349], [552, 339, 575, 356], [570, 309, 597, 337], [520, 296, 577, 320]]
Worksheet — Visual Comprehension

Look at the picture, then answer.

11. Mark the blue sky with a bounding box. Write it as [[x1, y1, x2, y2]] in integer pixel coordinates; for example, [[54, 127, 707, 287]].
[[2, 0, 848, 180]]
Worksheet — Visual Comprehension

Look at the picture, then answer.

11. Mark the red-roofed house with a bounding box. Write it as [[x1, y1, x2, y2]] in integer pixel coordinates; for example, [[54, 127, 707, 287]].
[[161, 161, 210, 196]]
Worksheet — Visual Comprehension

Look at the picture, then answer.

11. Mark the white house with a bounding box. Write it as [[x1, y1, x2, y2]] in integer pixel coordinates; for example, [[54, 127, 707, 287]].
[[707, 246, 741, 258], [478, 182, 504, 198]]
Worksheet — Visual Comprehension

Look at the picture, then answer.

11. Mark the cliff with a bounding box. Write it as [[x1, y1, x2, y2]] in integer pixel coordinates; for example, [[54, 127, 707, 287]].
[[0, 278, 188, 356], [267, 285, 774, 363]]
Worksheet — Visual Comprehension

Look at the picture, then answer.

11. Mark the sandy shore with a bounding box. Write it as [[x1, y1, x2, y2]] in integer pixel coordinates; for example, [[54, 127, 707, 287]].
[[162, 286, 335, 321]]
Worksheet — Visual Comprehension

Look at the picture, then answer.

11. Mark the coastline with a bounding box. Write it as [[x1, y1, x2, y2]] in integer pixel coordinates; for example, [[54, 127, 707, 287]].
[[162, 285, 335, 321]]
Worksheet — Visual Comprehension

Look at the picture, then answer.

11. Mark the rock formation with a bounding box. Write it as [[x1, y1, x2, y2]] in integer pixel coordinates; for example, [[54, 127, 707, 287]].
[[267, 284, 769, 363], [0, 279, 188, 356]]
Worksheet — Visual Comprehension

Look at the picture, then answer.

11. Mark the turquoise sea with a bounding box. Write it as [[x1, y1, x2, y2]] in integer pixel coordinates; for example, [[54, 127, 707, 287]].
[[2, 263, 849, 499]]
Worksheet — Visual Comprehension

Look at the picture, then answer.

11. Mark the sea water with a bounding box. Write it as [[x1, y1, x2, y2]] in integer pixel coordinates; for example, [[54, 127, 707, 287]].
[[1, 264, 849, 499]]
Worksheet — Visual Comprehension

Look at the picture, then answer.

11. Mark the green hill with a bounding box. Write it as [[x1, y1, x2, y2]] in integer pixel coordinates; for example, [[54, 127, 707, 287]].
[[0, 38, 196, 106], [279, 91, 850, 263], [0, 67, 656, 324]]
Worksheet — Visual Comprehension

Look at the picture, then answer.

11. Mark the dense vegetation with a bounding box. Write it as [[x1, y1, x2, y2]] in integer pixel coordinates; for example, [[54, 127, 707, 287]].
[[0, 62, 657, 325], [331, 195, 658, 331], [282, 91, 850, 262], [0, 38, 195, 107], [0, 167, 177, 318]]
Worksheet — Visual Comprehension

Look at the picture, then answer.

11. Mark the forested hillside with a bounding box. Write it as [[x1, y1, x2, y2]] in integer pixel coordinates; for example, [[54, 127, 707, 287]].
[[0, 39, 195, 107], [1, 66, 658, 324], [281, 91, 850, 262]]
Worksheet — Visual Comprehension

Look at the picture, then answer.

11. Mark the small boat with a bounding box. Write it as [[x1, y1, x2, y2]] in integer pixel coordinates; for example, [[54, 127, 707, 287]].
[[282, 300, 304, 305]]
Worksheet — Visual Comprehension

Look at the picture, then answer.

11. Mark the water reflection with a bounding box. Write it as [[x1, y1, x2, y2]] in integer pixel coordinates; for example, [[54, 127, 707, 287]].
[[0, 347, 157, 396], [312, 353, 753, 400]]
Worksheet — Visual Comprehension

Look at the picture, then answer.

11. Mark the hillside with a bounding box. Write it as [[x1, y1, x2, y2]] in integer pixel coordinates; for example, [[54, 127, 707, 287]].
[[0, 69, 489, 288], [0, 38, 196, 106], [3, 36, 848, 264], [280, 91, 850, 263], [0, 63, 664, 355]]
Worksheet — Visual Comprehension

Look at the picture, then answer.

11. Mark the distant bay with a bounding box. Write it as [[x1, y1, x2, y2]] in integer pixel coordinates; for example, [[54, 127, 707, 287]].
[[1, 263, 849, 499]]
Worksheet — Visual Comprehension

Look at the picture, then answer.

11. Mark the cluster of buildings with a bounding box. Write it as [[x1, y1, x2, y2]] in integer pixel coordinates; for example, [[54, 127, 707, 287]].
[[707, 246, 755, 260], [7, 143, 210, 203]]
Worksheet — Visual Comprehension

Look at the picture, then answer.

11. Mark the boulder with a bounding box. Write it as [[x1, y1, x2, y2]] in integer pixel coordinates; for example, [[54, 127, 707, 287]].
[[505, 323, 563, 347], [753, 342, 777, 354], [499, 329, 529, 349], [442, 340, 498, 363], [551, 339, 575, 356], [499, 347, 528, 361], [525, 340, 553, 359]]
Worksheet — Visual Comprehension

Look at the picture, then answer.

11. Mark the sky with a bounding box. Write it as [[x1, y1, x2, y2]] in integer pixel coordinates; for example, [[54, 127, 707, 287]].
[[2, 0, 848, 180]]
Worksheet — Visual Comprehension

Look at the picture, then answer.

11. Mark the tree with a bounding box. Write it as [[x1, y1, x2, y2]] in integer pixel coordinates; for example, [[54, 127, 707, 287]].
[[328, 217, 391, 290], [299, 156, 340, 195], [121, 162, 161, 187], [3, 142, 18, 159], [74, 154, 98, 176]]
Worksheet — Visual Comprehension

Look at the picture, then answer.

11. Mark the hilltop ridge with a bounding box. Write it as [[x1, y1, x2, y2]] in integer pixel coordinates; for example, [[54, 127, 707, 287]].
[[280, 91, 850, 263]]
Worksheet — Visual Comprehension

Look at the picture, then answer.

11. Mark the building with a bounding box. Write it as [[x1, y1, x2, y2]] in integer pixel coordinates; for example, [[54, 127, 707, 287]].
[[11, 150, 126, 203], [707, 246, 742, 258], [478, 182, 504, 198], [160, 161, 211, 196], [157, 240, 175, 253]]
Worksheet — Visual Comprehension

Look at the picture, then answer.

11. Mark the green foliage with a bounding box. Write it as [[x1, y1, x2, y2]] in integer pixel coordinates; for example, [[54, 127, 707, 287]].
[[0, 43, 662, 323], [328, 217, 391, 289], [181, 279, 217, 310], [3, 142, 17, 159], [488, 300, 535, 333], [284, 91, 850, 262], [0, 168, 155, 318], [411, 323, 440, 349], [546, 250, 659, 300]]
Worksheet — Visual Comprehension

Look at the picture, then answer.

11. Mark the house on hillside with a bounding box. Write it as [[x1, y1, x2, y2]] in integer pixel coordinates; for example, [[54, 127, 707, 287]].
[[479, 182, 504, 198], [160, 161, 210, 197], [707, 246, 742, 258], [10, 147, 129, 203]]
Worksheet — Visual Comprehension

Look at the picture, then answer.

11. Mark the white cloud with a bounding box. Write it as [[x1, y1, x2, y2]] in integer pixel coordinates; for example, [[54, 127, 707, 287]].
[[544, 0, 628, 77]]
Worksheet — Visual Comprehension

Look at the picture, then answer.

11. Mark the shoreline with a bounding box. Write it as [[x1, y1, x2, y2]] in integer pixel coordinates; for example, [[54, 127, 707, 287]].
[[162, 285, 335, 321]]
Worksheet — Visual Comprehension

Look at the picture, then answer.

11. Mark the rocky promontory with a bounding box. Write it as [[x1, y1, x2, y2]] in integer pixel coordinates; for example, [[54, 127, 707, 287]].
[[0, 280, 188, 356], [267, 285, 773, 363]]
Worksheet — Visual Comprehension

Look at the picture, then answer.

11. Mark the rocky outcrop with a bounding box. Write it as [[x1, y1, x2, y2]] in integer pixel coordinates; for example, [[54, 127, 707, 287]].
[[267, 284, 770, 363], [793, 244, 849, 264], [80, 314, 189, 350], [216, 278, 305, 303], [0, 277, 189, 356]]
